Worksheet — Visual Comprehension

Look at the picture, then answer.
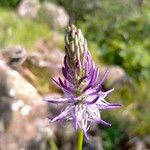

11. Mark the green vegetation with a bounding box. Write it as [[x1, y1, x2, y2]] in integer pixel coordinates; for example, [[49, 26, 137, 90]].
[[0, 0, 20, 8], [101, 80, 150, 149], [78, 0, 150, 81], [0, 7, 51, 50]]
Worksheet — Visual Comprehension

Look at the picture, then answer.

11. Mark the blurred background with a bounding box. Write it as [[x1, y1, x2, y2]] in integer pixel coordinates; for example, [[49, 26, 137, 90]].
[[0, 0, 150, 149]]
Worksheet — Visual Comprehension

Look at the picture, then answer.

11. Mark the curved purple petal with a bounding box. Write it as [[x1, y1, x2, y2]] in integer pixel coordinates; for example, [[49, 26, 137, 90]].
[[49, 106, 73, 122], [82, 84, 92, 94], [98, 88, 114, 99], [95, 69, 109, 87], [43, 97, 71, 104], [86, 96, 99, 104], [96, 119, 111, 126], [58, 78, 75, 93], [97, 103, 122, 110]]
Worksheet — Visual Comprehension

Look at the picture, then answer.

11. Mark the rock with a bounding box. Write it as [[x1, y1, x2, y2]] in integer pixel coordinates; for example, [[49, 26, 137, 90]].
[[84, 136, 104, 150], [27, 38, 64, 79], [18, 0, 40, 19], [143, 135, 150, 147], [0, 61, 43, 103], [2, 45, 27, 70], [38, 2, 69, 29], [100, 65, 133, 89], [18, 0, 69, 29], [135, 140, 146, 150], [34, 32, 64, 53], [129, 137, 147, 150], [0, 63, 54, 150], [56, 123, 75, 149], [0, 62, 16, 98], [1, 45, 38, 87], [83, 124, 104, 150], [27, 48, 64, 93]]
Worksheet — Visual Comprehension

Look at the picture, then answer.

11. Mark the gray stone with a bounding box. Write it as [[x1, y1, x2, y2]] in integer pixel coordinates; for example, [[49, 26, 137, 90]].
[[2, 45, 26, 70], [84, 136, 104, 150], [100, 65, 133, 89], [27, 38, 64, 80], [0, 63, 53, 150], [18, 0, 40, 19], [38, 2, 69, 29], [143, 135, 150, 147]]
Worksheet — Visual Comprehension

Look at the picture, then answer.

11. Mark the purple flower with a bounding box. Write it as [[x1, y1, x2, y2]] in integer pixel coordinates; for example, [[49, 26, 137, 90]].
[[44, 24, 121, 139]]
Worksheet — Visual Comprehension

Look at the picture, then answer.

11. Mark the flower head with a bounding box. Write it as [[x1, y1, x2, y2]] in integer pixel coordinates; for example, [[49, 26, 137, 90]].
[[44, 24, 121, 139]]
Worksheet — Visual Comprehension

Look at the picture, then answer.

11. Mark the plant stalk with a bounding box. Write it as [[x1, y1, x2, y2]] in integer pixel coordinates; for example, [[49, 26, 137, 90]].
[[77, 128, 83, 150]]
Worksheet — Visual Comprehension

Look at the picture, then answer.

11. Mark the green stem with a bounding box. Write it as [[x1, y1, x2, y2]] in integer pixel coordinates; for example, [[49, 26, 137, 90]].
[[77, 128, 84, 150]]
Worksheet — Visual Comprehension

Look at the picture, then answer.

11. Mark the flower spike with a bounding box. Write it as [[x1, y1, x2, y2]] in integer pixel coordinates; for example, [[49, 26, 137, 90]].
[[44, 24, 121, 139]]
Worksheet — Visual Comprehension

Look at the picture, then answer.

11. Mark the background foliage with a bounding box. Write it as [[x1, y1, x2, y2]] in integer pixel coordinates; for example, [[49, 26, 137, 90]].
[[0, 0, 20, 8]]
